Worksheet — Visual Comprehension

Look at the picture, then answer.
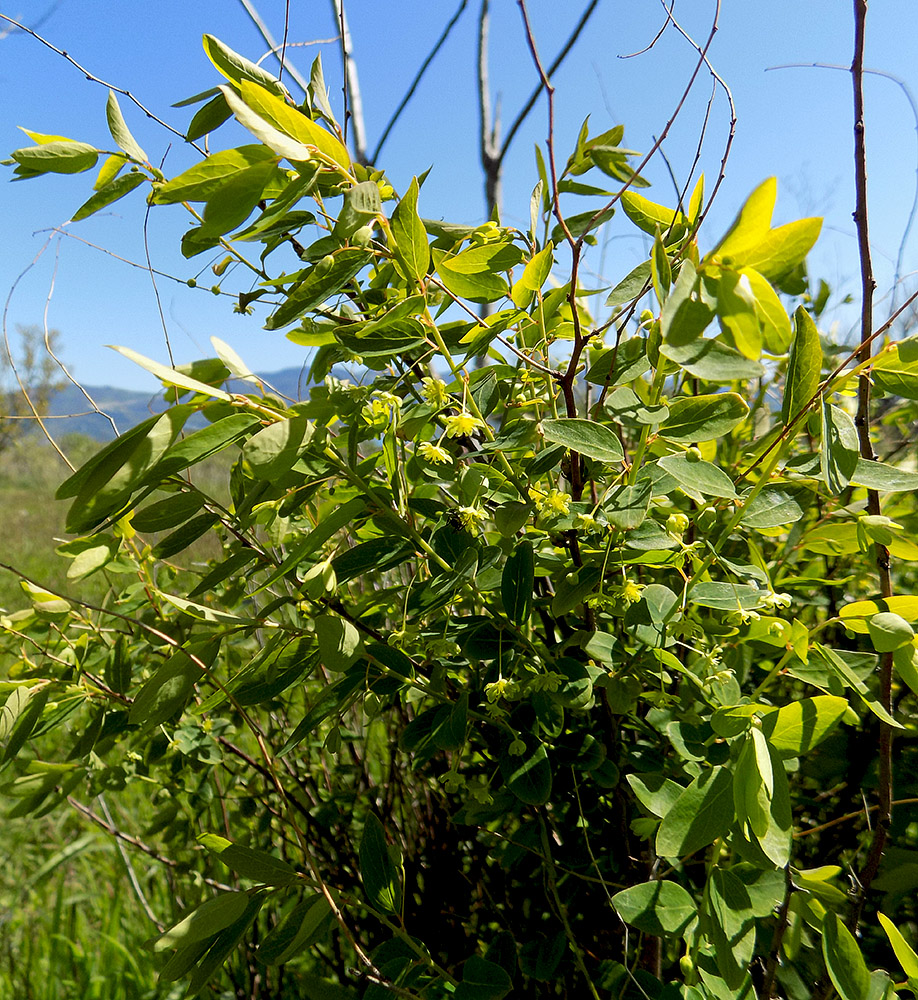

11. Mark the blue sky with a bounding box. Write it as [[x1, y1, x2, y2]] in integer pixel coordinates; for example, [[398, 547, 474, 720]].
[[1, 1, 916, 390]]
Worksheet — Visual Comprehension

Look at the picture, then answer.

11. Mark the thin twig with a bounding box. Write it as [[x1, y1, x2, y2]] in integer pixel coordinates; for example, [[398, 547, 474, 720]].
[[619, 0, 675, 60], [371, 0, 469, 163], [767, 61, 918, 317], [330, 0, 367, 163], [236, 0, 310, 95], [0, 14, 203, 155]]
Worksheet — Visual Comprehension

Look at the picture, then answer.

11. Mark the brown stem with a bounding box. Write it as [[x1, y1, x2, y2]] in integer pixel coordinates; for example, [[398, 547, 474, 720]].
[[848, 0, 894, 935], [761, 868, 794, 1000]]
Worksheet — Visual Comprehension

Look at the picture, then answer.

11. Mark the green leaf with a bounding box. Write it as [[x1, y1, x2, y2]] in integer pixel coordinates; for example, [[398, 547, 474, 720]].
[[656, 766, 733, 857], [391, 177, 430, 282], [851, 458, 918, 492], [688, 582, 766, 611], [541, 418, 624, 464], [611, 880, 697, 936], [741, 217, 823, 280], [128, 646, 213, 728], [762, 696, 848, 757], [651, 231, 672, 302], [626, 773, 685, 818], [107, 346, 232, 400], [661, 259, 714, 347], [198, 158, 275, 236], [605, 259, 652, 311], [744, 267, 792, 353], [11, 141, 99, 174], [823, 912, 870, 1000], [660, 337, 763, 381], [333, 180, 382, 239], [435, 252, 509, 303], [105, 90, 147, 162], [867, 612, 915, 652], [71, 171, 146, 222], [186, 92, 233, 141], [659, 392, 748, 443], [604, 479, 652, 530], [1, 686, 49, 764], [872, 345, 918, 400], [712, 178, 776, 262], [359, 814, 402, 914], [235, 79, 351, 170], [501, 742, 552, 805], [716, 269, 761, 360], [243, 416, 313, 479], [821, 401, 859, 492], [657, 453, 738, 499], [878, 913, 918, 981], [152, 145, 276, 204], [782, 307, 822, 426], [620, 191, 689, 241], [816, 644, 903, 729], [585, 337, 650, 386], [152, 892, 250, 953], [198, 834, 298, 886], [502, 539, 534, 626], [202, 34, 287, 97], [314, 615, 362, 672], [741, 487, 805, 529], [454, 955, 513, 1000], [266, 248, 371, 329], [257, 893, 332, 965]]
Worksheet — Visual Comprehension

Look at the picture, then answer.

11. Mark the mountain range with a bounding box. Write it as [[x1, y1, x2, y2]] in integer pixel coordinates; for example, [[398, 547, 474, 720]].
[[44, 366, 316, 440]]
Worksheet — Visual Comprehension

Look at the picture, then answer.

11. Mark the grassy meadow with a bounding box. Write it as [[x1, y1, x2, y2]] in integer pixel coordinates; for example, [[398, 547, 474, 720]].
[[0, 435, 232, 998]]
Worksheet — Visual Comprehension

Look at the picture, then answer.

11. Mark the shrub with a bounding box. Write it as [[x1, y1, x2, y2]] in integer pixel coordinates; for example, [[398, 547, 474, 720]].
[[3, 22, 918, 1000]]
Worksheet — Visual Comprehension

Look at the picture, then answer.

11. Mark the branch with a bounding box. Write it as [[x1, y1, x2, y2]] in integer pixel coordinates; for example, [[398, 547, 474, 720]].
[[848, 0, 894, 934], [0, 14, 203, 154], [330, 0, 368, 164], [498, 0, 602, 165], [236, 0, 311, 95], [766, 61, 918, 318], [372, 0, 469, 164]]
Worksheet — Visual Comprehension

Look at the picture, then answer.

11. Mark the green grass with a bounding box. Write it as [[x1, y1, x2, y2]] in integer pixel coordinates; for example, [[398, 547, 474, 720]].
[[0, 809, 175, 1000]]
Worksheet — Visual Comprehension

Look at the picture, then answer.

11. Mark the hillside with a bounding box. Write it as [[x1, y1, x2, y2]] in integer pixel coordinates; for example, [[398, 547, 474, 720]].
[[44, 365, 317, 440]]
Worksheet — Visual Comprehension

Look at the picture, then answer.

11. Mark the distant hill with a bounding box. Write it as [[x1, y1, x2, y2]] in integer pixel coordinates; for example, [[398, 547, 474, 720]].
[[45, 366, 318, 440]]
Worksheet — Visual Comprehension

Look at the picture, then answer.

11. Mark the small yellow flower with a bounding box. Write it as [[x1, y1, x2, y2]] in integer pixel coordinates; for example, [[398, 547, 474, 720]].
[[458, 505, 487, 529], [418, 441, 451, 465], [621, 580, 644, 604], [485, 679, 510, 703], [443, 412, 484, 438], [421, 377, 449, 408], [530, 488, 570, 516], [575, 512, 598, 531]]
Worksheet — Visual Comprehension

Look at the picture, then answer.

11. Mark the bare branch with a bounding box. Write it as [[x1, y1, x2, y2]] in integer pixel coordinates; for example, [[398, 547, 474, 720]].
[[0, 14, 203, 154], [236, 0, 310, 95], [848, 0, 894, 935], [767, 61, 918, 317], [372, 0, 468, 164], [498, 0, 601, 166], [330, 0, 368, 164]]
